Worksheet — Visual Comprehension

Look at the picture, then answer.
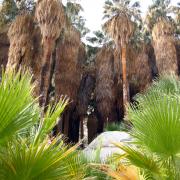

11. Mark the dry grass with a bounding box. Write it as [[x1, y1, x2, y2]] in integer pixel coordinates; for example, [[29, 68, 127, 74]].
[[152, 19, 178, 74], [6, 14, 34, 71]]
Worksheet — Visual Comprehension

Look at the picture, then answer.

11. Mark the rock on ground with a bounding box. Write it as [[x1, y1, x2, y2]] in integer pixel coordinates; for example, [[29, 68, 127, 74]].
[[83, 131, 132, 162]]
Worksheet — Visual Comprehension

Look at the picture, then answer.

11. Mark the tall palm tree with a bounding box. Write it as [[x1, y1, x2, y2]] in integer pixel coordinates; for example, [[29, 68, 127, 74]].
[[6, 13, 42, 97], [145, 0, 179, 75], [95, 46, 118, 133], [145, 0, 176, 32], [152, 18, 178, 74], [35, 0, 65, 109], [55, 24, 81, 141], [6, 13, 34, 71], [103, 0, 140, 114]]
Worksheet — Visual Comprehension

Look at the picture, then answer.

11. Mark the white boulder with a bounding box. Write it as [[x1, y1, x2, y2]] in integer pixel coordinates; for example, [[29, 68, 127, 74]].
[[83, 131, 132, 162]]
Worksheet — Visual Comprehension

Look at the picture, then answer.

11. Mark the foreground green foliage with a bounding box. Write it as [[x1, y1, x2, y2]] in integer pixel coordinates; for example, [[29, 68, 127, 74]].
[[0, 70, 85, 180], [113, 74, 180, 179]]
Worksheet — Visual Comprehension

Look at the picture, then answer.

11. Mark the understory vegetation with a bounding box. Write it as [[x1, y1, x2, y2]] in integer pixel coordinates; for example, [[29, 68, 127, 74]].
[[1, 71, 180, 180]]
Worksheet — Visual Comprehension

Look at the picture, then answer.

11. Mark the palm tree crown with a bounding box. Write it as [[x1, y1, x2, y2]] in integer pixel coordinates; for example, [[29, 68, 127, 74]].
[[145, 0, 176, 32]]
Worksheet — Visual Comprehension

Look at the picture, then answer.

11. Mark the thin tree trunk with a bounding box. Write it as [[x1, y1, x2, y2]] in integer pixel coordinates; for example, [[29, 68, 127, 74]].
[[121, 45, 129, 114], [39, 38, 54, 111], [63, 111, 69, 138], [80, 116, 84, 140]]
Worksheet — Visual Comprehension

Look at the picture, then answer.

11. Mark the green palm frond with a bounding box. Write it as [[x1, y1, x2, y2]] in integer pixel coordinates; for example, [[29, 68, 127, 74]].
[[128, 93, 180, 156], [147, 74, 180, 95], [0, 138, 84, 180], [0, 70, 85, 180], [111, 74, 180, 179], [113, 143, 162, 176], [145, 0, 177, 31], [135, 74, 180, 102], [0, 70, 39, 145], [103, 0, 141, 21], [34, 96, 69, 145]]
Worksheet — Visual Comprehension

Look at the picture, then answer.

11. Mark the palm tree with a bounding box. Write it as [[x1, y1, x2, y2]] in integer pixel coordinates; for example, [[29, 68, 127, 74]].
[[127, 44, 152, 93], [145, 1, 178, 75], [86, 30, 111, 46], [35, 0, 65, 110], [95, 46, 118, 133], [6, 13, 34, 71], [55, 24, 81, 141], [6, 13, 42, 97], [145, 0, 176, 32], [0, 23, 10, 73], [103, 0, 140, 114], [15, 0, 35, 12], [0, 70, 85, 180], [152, 18, 178, 74]]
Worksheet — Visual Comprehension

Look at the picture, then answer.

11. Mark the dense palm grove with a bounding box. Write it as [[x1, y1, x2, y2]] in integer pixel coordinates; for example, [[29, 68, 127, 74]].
[[0, 0, 180, 179]]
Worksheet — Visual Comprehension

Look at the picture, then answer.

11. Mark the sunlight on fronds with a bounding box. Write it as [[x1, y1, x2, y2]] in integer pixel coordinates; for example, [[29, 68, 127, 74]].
[[93, 163, 140, 180], [34, 95, 69, 144], [0, 137, 84, 180], [0, 70, 38, 145], [113, 143, 162, 175]]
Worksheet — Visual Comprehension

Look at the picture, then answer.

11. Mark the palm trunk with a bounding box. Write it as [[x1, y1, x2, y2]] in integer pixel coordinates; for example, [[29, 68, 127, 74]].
[[63, 111, 69, 138], [121, 45, 129, 114], [80, 116, 84, 140], [39, 38, 54, 111]]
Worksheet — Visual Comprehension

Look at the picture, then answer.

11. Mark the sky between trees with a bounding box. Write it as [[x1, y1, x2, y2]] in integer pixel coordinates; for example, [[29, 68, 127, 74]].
[[72, 0, 179, 32], [0, 0, 179, 32]]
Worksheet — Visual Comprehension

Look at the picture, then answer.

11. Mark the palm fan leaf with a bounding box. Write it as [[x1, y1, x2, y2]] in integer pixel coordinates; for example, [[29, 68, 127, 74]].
[[127, 75, 180, 157], [0, 70, 38, 145], [0, 138, 84, 180], [0, 70, 85, 180]]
